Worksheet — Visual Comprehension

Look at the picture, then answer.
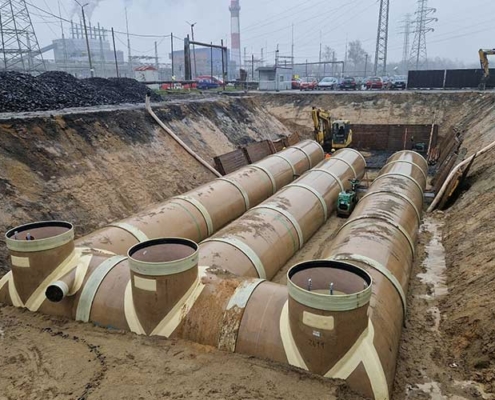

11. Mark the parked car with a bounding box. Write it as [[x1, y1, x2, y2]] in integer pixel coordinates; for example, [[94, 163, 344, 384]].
[[317, 77, 339, 90], [160, 82, 197, 90], [300, 77, 317, 91], [339, 77, 357, 90], [389, 75, 407, 90], [366, 77, 383, 90], [292, 79, 301, 89], [196, 75, 224, 85], [197, 79, 219, 90]]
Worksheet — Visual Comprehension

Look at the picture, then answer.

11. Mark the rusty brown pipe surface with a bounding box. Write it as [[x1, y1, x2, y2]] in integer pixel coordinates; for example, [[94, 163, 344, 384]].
[[0, 151, 425, 400], [75, 140, 324, 255], [198, 148, 366, 280]]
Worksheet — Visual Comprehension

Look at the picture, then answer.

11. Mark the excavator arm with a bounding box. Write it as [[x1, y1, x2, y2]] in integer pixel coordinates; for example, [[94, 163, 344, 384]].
[[311, 107, 331, 148], [479, 49, 495, 90]]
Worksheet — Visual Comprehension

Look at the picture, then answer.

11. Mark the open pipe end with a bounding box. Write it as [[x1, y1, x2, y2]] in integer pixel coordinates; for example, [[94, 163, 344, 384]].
[[287, 260, 372, 312], [45, 281, 69, 303], [5, 221, 74, 253], [128, 238, 199, 277]]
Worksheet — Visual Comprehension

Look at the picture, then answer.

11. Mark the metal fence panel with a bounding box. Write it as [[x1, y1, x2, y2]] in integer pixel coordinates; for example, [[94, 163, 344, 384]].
[[407, 70, 445, 89], [444, 69, 495, 89]]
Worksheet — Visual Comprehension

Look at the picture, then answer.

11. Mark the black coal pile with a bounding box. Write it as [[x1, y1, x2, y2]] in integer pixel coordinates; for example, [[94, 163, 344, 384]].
[[0, 71, 162, 113]]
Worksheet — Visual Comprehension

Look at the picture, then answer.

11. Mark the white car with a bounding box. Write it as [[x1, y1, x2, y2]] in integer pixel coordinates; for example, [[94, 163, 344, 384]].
[[317, 77, 339, 90]]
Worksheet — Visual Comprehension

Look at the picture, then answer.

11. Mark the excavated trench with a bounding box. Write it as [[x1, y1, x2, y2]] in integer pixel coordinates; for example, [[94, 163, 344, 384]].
[[1, 91, 495, 400]]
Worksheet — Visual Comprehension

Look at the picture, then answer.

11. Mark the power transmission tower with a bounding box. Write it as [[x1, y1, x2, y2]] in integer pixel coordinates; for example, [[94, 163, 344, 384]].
[[0, 0, 45, 72], [399, 13, 412, 71], [374, 0, 390, 75], [409, 0, 437, 70]]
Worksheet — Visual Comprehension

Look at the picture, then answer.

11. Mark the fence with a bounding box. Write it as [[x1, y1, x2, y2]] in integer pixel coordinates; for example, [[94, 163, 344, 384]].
[[408, 69, 495, 89]]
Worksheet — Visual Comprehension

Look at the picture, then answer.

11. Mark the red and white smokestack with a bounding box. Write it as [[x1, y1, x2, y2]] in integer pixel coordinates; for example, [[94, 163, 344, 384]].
[[230, 0, 241, 76]]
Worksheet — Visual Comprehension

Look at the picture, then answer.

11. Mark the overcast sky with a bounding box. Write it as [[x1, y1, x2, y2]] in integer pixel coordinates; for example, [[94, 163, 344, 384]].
[[32, 0, 495, 65]]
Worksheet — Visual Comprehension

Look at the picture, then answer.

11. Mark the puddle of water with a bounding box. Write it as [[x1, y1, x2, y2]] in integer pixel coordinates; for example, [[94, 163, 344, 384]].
[[408, 381, 472, 400], [417, 217, 448, 299]]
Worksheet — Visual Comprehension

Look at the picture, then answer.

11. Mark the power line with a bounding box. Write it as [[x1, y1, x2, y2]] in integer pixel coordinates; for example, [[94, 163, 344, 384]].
[[25, 1, 172, 38]]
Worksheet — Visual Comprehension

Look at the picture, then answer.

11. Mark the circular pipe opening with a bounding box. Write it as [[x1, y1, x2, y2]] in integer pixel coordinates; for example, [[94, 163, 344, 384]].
[[5, 221, 74, 253], [287, 260, 372, 311], [6, 221, 73, 241], [45, 281, 69, 303], [128, 238, 199, 276]]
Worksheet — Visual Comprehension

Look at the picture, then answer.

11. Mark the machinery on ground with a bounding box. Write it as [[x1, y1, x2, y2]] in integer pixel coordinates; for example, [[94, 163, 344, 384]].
[[479, 48, 495, 90], [336, 178, 360, 217], [311, 107, 353, 152]]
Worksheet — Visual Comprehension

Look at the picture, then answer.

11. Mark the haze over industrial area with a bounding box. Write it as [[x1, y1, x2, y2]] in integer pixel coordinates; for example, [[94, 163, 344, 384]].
[[30, 0, 495, 70]]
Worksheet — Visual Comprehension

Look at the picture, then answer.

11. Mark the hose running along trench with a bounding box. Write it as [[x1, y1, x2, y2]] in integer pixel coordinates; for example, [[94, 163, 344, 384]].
[[0, 150, 426, 400], [145, 95, 222, 177]]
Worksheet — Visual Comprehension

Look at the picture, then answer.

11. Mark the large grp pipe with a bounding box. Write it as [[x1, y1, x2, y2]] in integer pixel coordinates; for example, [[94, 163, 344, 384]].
[[0, 150, 426, 400], [198, 148, 366, 280], [76, 140, 324, 255]]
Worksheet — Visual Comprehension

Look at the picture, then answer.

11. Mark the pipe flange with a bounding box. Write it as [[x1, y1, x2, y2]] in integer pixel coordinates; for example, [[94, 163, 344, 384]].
[[5, 221, 74, 253], [250, 165, 277, 194], [128, 237, 199, 276], [308, 168, 345, 192], [287, 259, 373, 312], [329, 156, 357, 179], [384, 160, 428, 181], [217, 177, 251, 211], [107, 222, 149, 243], [201, 237, 266, 279], [272, 154, 296, 176], [285, 183, 328, 220]]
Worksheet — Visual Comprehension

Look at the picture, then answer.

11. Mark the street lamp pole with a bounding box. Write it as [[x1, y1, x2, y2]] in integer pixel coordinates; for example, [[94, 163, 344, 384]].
[[186, 21, 197, 78], [75, 0, 94, 77]]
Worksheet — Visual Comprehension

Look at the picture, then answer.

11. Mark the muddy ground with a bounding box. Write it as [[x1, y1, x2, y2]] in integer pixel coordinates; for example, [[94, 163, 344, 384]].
[[1, 91, 495, 399], [0, 305, 363, 400]]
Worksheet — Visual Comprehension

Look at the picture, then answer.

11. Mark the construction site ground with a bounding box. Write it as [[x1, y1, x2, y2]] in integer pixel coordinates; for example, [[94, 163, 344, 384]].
[[1, 91, 495, 399]]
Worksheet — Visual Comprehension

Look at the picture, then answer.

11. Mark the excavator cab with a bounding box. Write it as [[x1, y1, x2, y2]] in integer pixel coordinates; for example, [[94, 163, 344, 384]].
[[312, 107, 353, 152], [331, 120, 352, 149]]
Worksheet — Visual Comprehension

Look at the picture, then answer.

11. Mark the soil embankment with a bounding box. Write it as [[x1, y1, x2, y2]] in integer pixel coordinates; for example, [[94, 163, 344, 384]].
[[259, 91, 483, 141], [0, 96, 289, 273]]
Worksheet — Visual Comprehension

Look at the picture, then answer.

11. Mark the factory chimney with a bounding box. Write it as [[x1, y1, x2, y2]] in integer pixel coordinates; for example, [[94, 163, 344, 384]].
[[229, 0, 241, 77]]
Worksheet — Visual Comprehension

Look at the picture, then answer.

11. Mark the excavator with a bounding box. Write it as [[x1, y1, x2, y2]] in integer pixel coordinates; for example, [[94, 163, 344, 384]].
[[311, 107, 352, 152], [478, 48, 495, 90]]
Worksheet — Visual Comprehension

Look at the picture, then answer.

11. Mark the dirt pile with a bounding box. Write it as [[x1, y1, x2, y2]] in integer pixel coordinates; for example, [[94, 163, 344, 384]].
[[0, 71, 162, 112]]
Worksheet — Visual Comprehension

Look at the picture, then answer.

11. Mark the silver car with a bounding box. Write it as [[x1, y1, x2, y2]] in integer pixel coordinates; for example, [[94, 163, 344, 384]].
[[317, 77, 339, 90]]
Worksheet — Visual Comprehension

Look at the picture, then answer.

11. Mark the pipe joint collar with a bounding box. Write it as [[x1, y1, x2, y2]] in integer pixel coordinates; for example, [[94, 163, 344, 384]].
[[6, 221, 74, 253], [287, 260, 372, 312], [128, 238, 199, 276]]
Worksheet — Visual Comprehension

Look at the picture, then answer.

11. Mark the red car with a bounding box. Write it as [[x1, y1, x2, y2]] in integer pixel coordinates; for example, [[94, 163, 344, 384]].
[[299, 78, 317, 91], [366, 77, 383, 90], [292, 79, 301, 89]]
